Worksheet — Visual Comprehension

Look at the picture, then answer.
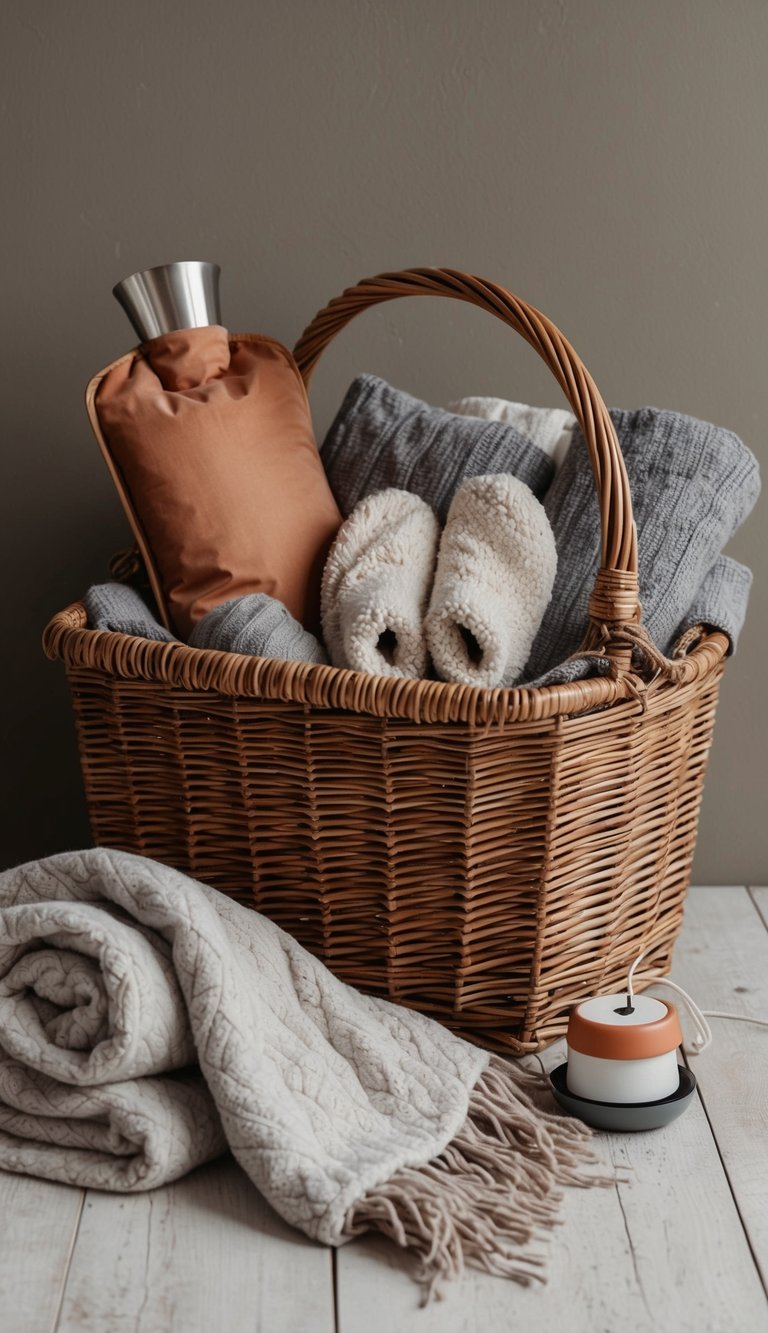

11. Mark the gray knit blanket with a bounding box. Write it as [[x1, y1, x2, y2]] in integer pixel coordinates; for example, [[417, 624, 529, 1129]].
[[0, 849, 604, 1297], [322, 374, 556, 521], [526, 407, 759, 679], [84, 586, 327, 663]]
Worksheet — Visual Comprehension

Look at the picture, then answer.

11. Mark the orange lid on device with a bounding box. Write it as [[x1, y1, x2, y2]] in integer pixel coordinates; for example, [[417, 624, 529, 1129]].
[[567, 993, 683, 1061]]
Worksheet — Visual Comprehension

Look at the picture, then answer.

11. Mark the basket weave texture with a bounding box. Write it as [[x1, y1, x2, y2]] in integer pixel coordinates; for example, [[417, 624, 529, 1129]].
[[44, 270, 729, 1054]]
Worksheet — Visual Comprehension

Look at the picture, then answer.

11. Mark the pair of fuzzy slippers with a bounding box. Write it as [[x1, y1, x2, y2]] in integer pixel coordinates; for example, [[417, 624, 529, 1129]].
[[321, 476, 557, 688]]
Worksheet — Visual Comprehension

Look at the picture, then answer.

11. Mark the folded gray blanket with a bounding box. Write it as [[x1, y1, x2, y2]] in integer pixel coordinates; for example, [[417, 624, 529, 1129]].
[[83, 582, 177, 643], [675, 555, 753, 649], [321, 375, 556, 521], [84, 584, 327, 664], [0, 849, 606, 1296], [525, 555, 753, 688], [187, 593, 327, 663], [524, 408, 760, 679]]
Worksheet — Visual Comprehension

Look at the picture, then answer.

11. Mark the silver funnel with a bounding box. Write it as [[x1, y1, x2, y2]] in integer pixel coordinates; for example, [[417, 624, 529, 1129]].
[[113, 261, 222, 342]]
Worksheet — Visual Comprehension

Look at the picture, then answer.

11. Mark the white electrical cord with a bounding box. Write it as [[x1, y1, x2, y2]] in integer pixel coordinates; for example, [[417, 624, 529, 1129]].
[[627, 949, 768, 1056]]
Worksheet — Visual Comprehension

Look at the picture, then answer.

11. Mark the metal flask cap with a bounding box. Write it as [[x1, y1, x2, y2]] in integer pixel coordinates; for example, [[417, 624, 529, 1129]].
[[112, 261, 222, 342]]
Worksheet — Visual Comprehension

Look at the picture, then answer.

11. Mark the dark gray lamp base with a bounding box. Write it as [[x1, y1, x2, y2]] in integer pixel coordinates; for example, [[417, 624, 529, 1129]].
[[549, 1063, 697, 1132]]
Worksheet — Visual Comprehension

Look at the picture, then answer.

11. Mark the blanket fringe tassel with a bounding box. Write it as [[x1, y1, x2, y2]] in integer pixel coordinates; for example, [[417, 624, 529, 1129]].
[[342, 1056, 615, 1303]]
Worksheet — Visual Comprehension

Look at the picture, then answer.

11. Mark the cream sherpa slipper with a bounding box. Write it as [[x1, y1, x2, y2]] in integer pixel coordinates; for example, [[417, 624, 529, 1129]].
[[425, 474, 557, 688], [321, 489, 440, 678]]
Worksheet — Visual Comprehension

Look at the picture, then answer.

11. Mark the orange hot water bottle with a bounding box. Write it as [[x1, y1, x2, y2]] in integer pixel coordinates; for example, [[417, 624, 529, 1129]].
[[87, 324, 341, 638]]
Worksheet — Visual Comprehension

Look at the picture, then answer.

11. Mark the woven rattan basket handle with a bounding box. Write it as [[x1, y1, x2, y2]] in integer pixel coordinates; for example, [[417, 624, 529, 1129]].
[[293, 268, 640, 662]]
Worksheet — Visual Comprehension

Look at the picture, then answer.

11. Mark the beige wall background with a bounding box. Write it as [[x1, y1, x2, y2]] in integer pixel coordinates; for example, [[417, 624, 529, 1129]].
[[1, 0, 765, 881]]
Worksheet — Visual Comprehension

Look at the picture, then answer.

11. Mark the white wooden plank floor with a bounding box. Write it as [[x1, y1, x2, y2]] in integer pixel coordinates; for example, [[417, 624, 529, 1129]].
[[1, 887, 766, 1333]]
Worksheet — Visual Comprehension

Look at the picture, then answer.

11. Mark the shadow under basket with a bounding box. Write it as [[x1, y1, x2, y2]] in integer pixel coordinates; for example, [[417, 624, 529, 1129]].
[[44, 268, 729, 1055]]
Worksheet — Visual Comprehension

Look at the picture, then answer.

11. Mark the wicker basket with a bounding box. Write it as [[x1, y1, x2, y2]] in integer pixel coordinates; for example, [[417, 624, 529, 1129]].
[[43, 269, 728, 1054]]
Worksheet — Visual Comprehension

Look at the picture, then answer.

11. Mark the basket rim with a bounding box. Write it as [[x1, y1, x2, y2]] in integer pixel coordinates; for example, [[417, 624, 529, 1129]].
[[43, 601, 729, 727]]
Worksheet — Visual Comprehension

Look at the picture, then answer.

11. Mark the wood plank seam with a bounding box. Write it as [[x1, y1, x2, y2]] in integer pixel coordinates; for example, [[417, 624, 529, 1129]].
[[51, 1189, 86, 1333], [613, 1180, 654, 1325], [747, 886, 768, 930], [332, 1247, 340, 1333], [686, 1056, 768, 1303], [679, 887, 768, 1303]]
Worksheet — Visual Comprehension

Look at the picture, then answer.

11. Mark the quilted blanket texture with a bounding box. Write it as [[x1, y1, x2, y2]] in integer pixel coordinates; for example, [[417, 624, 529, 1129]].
[[0, 849, 605, 1296]]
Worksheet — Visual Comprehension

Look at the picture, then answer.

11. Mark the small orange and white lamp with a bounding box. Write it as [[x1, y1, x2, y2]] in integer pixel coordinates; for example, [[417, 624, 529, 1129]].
[[549, 991, 697, 1131]]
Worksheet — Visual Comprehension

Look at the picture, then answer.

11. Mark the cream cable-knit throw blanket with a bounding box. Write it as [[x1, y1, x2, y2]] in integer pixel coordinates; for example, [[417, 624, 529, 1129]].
[[0, 849, 607, 1297]]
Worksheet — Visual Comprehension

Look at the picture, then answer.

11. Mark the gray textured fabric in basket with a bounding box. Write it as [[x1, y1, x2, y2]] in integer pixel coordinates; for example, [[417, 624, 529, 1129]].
[[321, 374, 555, 522], [671, 555, 753, 651], [523, 408, 760, 680], [85, 585, 326, 662], [84, 583, 176, 643], [527, 554, 753, 688]]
